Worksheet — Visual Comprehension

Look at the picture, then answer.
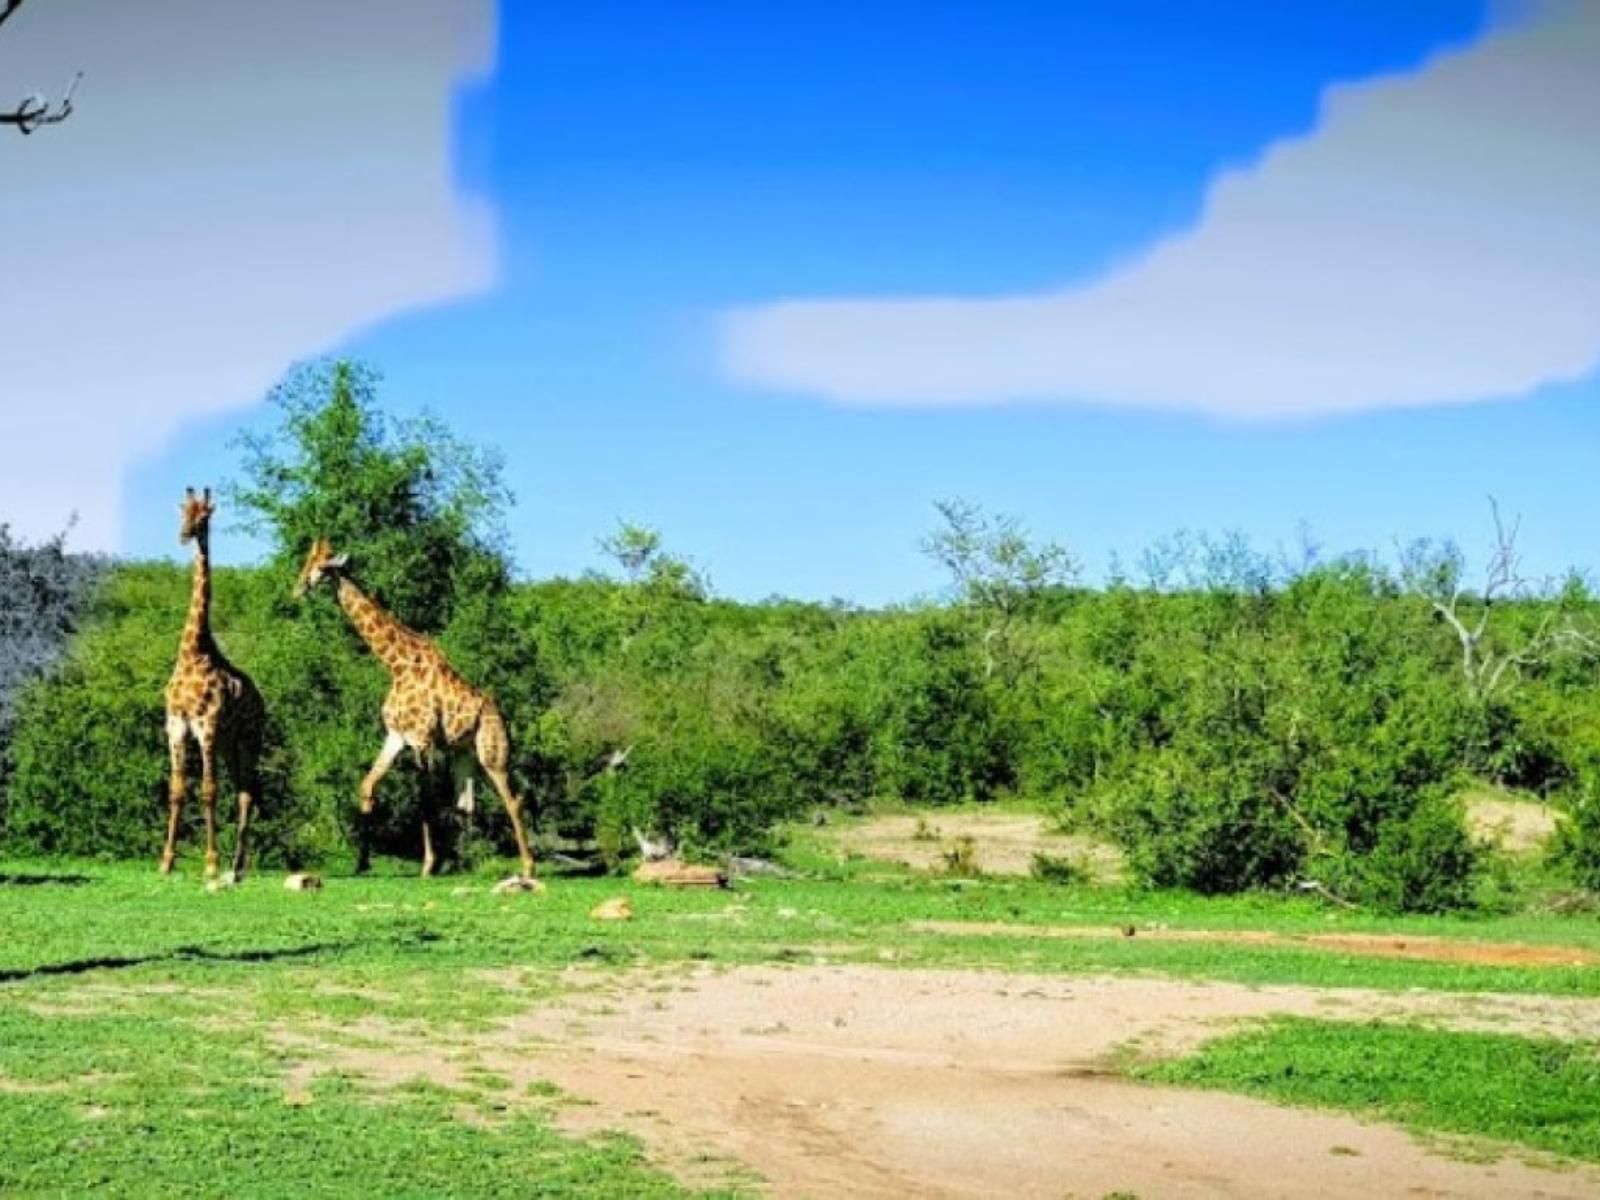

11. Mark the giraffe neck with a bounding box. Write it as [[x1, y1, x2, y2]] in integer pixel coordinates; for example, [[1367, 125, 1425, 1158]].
[[336, 576, 416, 674], [180, 529, 214, 656]]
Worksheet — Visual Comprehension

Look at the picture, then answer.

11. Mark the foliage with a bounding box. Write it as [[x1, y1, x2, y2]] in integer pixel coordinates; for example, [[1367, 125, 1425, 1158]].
[[921, 498, 1076, 685], [231, 358, 512, 632], [1030, 852, 1087, 885], [5, 369, 1600, 912], [1055, 563, 1487, 907], [1553, 772, 1600, 893], [1349, 794, 1482, 914], [940, 834, 980, 877]]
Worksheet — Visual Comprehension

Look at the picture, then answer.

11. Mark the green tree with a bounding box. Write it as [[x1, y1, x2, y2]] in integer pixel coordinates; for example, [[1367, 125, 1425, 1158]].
[[231, 359, 512, 632], [921, 500, 1076, 684]]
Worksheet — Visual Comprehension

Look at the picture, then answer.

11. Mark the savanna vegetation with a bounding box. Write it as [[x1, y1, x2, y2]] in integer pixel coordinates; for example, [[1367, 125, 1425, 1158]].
[[6, 359, 1600, 1195], [3, 359, 1600, 914]]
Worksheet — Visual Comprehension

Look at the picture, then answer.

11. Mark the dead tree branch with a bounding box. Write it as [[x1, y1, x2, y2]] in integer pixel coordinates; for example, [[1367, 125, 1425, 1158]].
[[1, 0, 80, 135], [1401, 497, 1597, 701]]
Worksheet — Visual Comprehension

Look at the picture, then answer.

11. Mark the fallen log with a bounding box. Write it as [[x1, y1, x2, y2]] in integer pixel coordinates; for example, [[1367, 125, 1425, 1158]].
[[632, 858, 728, 888]]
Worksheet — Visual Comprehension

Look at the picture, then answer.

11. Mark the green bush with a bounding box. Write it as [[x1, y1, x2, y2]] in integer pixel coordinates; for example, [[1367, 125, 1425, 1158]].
[[5, 373, 1596, 907], [1030, 852, 1088, 885], [1552, 778, 1600, 893], [1347, 793, 1483, 914]]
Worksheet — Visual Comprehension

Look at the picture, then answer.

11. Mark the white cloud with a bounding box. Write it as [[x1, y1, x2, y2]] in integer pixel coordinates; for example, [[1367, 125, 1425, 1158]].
[[721, 1, 1600, 420], [0, 0, 497, 548]]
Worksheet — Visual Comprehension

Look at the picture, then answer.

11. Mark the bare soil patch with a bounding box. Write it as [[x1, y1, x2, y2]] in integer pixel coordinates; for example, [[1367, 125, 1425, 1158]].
[[1464, 792, 1562, 856], [907, 920, 1600, 968], [832, 811, 1124, 880], [278, 965, 1600, 1198]]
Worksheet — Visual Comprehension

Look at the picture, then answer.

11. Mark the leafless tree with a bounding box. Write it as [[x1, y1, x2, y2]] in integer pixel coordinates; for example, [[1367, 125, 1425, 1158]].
[[1399, 497, 1597, 700], [1, 0, 80, 135]]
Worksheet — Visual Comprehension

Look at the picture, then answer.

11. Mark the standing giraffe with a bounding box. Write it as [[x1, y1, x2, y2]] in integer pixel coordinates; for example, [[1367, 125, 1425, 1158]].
[[163, 488, 265, 880], [292, 537, 535, 878]]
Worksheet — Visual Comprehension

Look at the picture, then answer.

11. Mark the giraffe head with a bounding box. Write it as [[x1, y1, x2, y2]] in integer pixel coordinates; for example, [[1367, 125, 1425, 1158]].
[[177, 487, 215, 545], [292, 536, 350, 599]]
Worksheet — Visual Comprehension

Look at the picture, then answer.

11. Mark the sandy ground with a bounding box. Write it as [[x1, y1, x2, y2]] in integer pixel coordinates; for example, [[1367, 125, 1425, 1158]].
[[281, 965, 1600, 1198], [832, 811, 1125, 880], [1463, 794, 1562, 856], [833, 796, 1562, 880]]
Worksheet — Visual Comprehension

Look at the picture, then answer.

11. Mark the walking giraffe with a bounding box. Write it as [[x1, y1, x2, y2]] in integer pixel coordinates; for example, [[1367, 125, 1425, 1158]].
[[292, 537, 535, 878]]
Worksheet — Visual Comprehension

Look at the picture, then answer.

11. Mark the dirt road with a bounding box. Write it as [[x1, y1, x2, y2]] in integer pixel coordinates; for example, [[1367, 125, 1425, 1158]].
[[289, 964, 1600, 1198]]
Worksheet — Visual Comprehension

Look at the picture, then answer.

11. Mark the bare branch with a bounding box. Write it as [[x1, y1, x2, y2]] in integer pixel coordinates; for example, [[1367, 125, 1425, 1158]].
[[1267, 785, 1324, 852], [2, 0, 80, 135], [1401, 498, 1590, 702]]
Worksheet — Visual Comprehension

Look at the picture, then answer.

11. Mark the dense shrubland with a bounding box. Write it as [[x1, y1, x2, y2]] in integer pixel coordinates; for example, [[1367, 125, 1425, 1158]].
[[3, 360, 1599, 910]]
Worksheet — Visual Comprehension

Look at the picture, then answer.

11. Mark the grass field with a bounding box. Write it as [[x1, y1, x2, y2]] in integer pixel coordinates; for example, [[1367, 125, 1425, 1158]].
[[1139, 1018, 1600, 1165], [4, 846, 1600, 1196]]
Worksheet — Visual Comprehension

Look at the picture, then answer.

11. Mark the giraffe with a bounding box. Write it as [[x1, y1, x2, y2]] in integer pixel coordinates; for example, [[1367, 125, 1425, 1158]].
[[162, 487, 265, 880], [292, 537, 535, 878]]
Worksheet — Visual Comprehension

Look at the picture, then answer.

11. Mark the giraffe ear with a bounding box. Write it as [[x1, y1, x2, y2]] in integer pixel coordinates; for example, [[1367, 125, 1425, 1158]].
[[328, 554, 350, 570]]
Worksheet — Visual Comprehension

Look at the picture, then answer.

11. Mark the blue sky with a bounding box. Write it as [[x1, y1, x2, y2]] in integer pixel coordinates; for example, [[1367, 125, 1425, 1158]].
[[18, 0, 1596, 603]]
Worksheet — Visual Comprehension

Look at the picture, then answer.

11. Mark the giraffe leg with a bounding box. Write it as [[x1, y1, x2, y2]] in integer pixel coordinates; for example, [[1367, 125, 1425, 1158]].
[[355, 811, 373, 876], [356, 730, 406, 874], [451, 751, 477, 816], [477, 717, 533, 878], [419, 777, 438, 878], [198, 731, 220, 878], [160, 715, 187, 875], [360, 730, 407, 815], [487, 767, 534, 879], [228, 740, 259, 882]]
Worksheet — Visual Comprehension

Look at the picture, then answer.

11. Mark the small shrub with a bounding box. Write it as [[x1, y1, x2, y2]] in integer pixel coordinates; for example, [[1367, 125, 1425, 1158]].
[[940, 834, 980, 877], [1350, 794, 1482, 913], [911, 816, 938, 843], [1552, 783, 1600, 894], [1030, 852, 1087, 885]]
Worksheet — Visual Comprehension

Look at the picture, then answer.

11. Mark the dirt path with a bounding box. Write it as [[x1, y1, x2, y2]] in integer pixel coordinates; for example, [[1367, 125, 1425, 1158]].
[[284, 965, 1600, 1198]]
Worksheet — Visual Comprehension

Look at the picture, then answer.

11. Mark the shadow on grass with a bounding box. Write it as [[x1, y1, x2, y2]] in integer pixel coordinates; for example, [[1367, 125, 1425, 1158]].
[[0, 933, 447, 986], [0, 873, 92, 887]]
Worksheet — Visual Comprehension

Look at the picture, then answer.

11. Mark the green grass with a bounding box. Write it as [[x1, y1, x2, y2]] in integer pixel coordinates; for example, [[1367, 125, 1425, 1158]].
[[4, 857, 1600, 995], [1139, 1018, 1600, 1165], [0, 986, 709, 1198], [2, 856, 1599, 1195]]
